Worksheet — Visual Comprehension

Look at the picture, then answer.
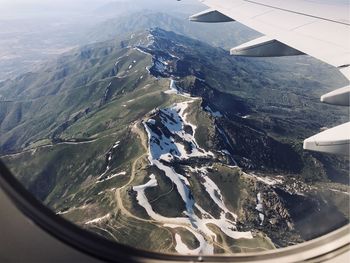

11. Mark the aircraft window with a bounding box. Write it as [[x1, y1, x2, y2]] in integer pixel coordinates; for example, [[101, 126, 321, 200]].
[[0, 0, 348, 262]]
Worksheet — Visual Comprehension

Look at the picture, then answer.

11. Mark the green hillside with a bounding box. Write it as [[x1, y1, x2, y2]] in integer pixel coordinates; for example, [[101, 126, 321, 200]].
[[0, 28, 348, 254]]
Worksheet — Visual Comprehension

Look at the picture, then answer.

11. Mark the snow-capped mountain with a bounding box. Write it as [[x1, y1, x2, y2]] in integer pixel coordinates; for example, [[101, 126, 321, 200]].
[[1, 28, 348, 254]]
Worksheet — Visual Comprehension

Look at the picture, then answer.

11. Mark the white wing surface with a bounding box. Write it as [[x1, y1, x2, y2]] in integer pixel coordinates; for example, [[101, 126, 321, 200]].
[[191, 0, 350, 155]]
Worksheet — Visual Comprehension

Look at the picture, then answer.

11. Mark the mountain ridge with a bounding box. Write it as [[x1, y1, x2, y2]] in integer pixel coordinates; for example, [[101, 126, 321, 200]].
[[1, 28, 348, 254]]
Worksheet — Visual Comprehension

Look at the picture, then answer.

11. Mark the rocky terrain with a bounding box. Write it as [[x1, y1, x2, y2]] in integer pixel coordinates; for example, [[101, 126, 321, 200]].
[[1, 28, 349, 254]]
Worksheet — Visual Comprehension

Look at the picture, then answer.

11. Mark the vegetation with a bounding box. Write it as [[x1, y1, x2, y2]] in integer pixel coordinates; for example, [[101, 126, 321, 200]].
[[0, 27, 348, 254]]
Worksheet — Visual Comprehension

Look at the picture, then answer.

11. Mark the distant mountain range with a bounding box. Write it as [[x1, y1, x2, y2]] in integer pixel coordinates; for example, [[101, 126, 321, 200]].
[[1, 8, 348, 85], [81, 10, 259, 48], [1, 28, 348, 254], [1, 8, 256, 81]]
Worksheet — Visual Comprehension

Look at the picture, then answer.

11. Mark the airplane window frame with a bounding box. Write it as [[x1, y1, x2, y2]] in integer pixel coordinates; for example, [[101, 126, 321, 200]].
[[0, 159, 348, 263]]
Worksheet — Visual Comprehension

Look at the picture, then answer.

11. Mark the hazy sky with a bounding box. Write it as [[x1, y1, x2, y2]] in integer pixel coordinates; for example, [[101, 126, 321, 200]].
[[0, 0, 201, 17], [0, 0, 200, 8], [0, 0, 111, 11], [0, 0, 110, 6]]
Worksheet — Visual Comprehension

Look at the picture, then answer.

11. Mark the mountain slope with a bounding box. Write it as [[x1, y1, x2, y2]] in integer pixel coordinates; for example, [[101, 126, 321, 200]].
[[82, 11, 258, 49], [1, 28, 348, 254]]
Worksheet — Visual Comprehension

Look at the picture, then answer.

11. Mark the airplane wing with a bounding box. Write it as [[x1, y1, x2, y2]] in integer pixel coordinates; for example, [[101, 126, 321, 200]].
[[190, 0, 350, 156]]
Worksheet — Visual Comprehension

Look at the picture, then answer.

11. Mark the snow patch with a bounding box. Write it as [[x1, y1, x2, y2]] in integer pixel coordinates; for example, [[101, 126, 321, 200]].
[[195, 167, 238, 221], [165, 79, 191, 98], [170, 227, 213, 255], [205, 106, 223, 118], [134, 47, 150, 56], [137, 100, 253, 255], [147, 119, 156, 125], [250, 174, 283, 186], [255, 192, 264, 225], [329, 189, 350, 195], [85, 213, 111, 225], [97, 172, 126, 184], [143, 101, 214, 163]]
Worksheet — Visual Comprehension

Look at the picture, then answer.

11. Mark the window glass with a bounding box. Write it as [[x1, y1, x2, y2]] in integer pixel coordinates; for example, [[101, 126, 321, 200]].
[[0, 0, 348, 255]]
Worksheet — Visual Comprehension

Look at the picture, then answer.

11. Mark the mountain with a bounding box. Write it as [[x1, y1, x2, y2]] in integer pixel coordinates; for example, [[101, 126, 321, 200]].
[[82, 11, 259, 49], [92, 0, 202, 17], [1, 28, 348, 254], [2, 8, 347, 88]]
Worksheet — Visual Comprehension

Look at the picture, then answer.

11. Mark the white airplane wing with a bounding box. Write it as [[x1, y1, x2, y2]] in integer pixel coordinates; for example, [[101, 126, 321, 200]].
[[190, 0, 350, 156]]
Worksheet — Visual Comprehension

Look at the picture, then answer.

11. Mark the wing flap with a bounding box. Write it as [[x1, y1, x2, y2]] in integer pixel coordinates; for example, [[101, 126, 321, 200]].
[[230, 36, 304, 57], [190, 9, 234, 23], [303, 122, 350, 156], [321, 86, 350, 106]]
